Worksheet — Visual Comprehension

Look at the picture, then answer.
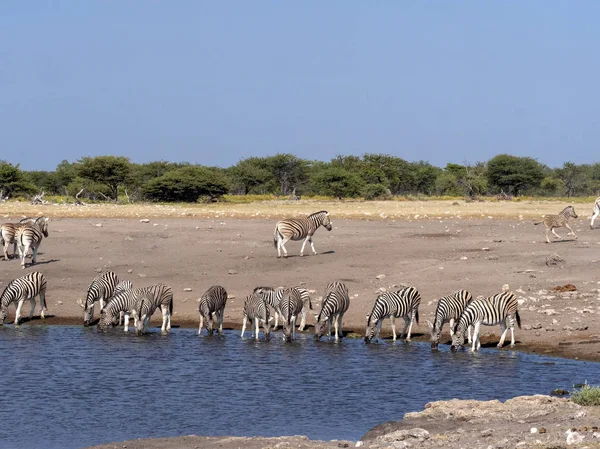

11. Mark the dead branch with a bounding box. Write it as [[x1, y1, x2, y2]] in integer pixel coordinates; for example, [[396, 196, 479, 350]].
[[30, 191, 49, 205], [95, 191, 110, 201], [0, 189, 8, 202], [74, 188, 87, 206]]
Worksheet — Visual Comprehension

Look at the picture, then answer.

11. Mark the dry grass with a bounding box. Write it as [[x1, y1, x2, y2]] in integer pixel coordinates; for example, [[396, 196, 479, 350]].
[[0, 198, 596, 221]]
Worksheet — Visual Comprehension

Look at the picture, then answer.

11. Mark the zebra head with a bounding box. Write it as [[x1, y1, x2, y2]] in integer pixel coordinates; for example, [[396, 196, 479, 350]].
[[97, 308, 118, 332], [82, 300, 95, 326], [35, 217, 49, 237], [313, 313, 329, 340], [134, 296, 153, 335], [321, 212, 332, 231], [428, 318, 443, 350], [200, 306, 215, 335], [450, 330, 465, 352], [364, 314, 379, 344], [564, 205, 577, 219], [0, 304, 7, 324]]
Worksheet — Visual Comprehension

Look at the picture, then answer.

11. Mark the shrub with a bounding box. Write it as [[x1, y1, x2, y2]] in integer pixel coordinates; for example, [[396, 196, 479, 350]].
[[571, 383, 600, 406], [362, 184, 392, 200]]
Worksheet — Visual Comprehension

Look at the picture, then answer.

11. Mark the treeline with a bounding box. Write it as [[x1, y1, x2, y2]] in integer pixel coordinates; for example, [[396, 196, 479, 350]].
[[1, 153, 600, 203]]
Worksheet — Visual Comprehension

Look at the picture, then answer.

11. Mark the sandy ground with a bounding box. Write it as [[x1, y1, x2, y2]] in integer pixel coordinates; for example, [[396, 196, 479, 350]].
[[2, 201, 600, 362]]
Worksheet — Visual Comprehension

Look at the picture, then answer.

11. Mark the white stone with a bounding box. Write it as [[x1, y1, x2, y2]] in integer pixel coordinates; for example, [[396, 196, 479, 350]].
[[530, 428, 538, 434], [565, 429, 584, 445], [140, 219, 150, 223]]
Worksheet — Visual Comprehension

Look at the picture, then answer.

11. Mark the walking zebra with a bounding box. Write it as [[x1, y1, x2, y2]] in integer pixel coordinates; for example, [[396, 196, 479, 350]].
[[0, 217, 38, 261], [0, 272, 47, 325], [198, 285, 228, 336], [15, 216, 49, 268], [253, 286, 312, 330], [314, 281, 350, 341], [273, 210, 332, 258], [364, 286, 421, 344], [241, 292, 272, 340], [277, 287, 304, 342], [130, 284, 173, 335], [533, 205, 578, 243], [79, 271, 119, 326], [428, 290, 473, 350], [451, 290, 521, 352], [97, 286, 142, 333], [590, 197, 600, 229]]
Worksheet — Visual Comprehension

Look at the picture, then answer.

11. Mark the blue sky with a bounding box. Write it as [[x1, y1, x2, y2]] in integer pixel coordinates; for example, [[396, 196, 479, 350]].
[[2, 1, 599, 171]]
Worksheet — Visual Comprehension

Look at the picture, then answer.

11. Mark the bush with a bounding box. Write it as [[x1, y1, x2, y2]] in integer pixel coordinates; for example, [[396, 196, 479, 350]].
[[362, 184, 392, 200], [570, 383, 600, 406], [144, 166, 230, 202]]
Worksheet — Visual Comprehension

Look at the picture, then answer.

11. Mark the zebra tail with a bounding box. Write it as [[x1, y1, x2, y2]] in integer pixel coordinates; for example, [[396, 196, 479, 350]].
[[516, 310, 521, 329], [169, 297, 174, 315], [273, 228, 279, 248], [415, 309, 419, 325], [533, 220, 542, 225]]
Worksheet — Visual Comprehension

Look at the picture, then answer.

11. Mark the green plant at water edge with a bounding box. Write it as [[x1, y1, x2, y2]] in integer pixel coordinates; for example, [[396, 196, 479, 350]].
[[570, 382, 600, 406]]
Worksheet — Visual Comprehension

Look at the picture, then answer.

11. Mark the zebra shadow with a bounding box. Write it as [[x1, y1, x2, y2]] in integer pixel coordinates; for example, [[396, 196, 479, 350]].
[[11, 314, 56, 325], [22, 258, 60, 268], [281, 251, 336, 259]]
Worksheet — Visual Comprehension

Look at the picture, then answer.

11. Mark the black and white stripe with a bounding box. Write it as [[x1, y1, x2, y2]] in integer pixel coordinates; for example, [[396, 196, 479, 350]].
[[131, 284, 173, 335], [97, 286, 142, 333], [314, 281, 350, 341], [0, 217, 38, 261], [113, 280, 134, 326], [15, 217, 49, 268], [451, 290, 521, 351], [364, 286, 421, 343], [198, 285, 228, 336], [253, 286, 311, 330], [81, 271, 120, 326], [429, 289, 473, 349], [591, 197, 600, 229], [0, 272, 47, 325], [277, 287, 304, 342], [273, 210, 332, 258], [241, 293, 271, 340]]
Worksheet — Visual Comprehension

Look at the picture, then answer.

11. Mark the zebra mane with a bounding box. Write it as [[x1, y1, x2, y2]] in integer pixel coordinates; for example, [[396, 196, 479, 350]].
[[308, 210, 328, 218], [253, 286, 274, 292]]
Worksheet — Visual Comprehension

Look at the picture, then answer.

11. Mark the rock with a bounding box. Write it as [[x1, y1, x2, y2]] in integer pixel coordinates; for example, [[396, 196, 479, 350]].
[[532, 323, 543, 329], [140, 219, 150, 223], [481, 429, 494, 437], [127, 269, 133, 273], [138, 274, 147, 278], [522, 325, 533, 331], [593, 432, 600, 439], [376, 274, 386, 280], [486, 256, 499, 260], [541, 309, 558, 316], [94, 223, 103, 227], [460, 256, 468, 260], [57, 301, 63, 305], [378, 287, 386, 292], [183, 288, 192, 292], [355, 442, 363, 448], [565, 429, 584, 444], [481, 247, 490, 251], [538, 428, 546, 434], [124, 236, 134, 241], [551, 389, 570, 396], [530, 427, 538, 433], [94, 267, 102, 273], [228, 269, 238, 275]]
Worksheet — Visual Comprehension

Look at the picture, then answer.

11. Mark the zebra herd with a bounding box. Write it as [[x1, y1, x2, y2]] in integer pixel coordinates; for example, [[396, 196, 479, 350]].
[[0, 267, 522, 352], [0, 216, 49, 268]]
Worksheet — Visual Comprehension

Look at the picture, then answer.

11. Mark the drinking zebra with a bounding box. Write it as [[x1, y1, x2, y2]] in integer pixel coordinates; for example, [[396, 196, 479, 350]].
[[533, 205, 578, 243], [0, 271, 47, 326], [364, 286, 421, 344], [198, 285, 228, 336], [130, 284, 173, 335], [591, 197, 600, 229], [451, 290, 521, 352], [314, 281, 350, 341], [15, 217, 49, 268], [428, 289, 473, 350], [277, 287, 304, 342], [0, 217, 38, 261], [273, 210, 332, 258], [97, 286, 142, 333], [113, 280, 134, 326], [253, 286, 311, 330], [241, 292, 271, 340], [79, 271, 120, 326]]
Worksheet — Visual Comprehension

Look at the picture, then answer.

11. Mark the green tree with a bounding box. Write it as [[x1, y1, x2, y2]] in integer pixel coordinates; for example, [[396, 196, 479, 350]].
[[23, 170, 61, 194], [486, 154, 544, 195], [555, 162, 588, 197], [310, 166, 364, 199], [76, 156, 132, 201], [0, 161, 36, 197], [144, 166, 230, 202], [265, 154, 308, 195], [228, 157, 275, 195]]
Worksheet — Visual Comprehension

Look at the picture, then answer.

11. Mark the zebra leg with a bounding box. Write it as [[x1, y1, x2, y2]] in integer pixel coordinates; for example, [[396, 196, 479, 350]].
[[160, 307, 169, 334], [254, 318, 260, 340], [449, 318, 455, 337], [551, 227, 563, 240], [124, 314, 130, 332], [509, 316, 516, 347], [467, 325, 473, 344], [198, 314, 204, 335], [299, 236, 311, 257], [390, 316, 397, 341], [280, 238, 290, 258], [274, 311, 279, 330], [14, 300, 25, 325], [218, 310, 224, 334], [241, 315, 247, 338], [31, 245, 39, 265], [498, 320, 508, 348], [327, 317, 332, 339], [375, 319, 383, 341], [20, 244, 29, 269], [472, 322, 481, 351], [298, 306, 306, 331], [333, 314, 340, 341], [591, 208, 599, 228], [3, 240, 10, 261], [565, 223, 577, 239], [406, 314, 415, 341], [309, 236, 317, 256], [29, 296, 36, 320]]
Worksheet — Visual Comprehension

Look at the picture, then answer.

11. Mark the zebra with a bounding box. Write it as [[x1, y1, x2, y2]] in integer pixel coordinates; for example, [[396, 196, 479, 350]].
[[15, 216, 49, 268], [364, 286, 421, 344], [198, 285, 228, 336], [241, 292, 272, 340], [314, 281, 350, 341], [113, 279, 134, 326], [590, 197, 600, 229], [428, 289, 473, 350], [97, 285, 142, 333], [533, 205, 578, 243], [277, 287, 304, 342], [130, 284, 173, 335], [451, 290, 521, 352], [79, 271, 119, 326], [253, 286, 312, 330], [273, 210, 332, 258], [0, 272, 47, 326], [0, 217, 39, 261]]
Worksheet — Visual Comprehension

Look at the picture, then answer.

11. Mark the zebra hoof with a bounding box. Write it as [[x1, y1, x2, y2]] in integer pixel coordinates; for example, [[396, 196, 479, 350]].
[[299, 254, 304, 257]]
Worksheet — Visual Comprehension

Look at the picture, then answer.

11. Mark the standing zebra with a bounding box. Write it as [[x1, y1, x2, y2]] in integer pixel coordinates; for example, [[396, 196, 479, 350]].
[[533, 205, 578, 243], [241, 292, 272, 340], [314, 281, 350, 341], [79, 271, 120, 326], [131, 284, 173, 335], [97, 286, 142, 333], [277, 287, 304, 342], [273, 210, 332, 258], [198, 285, 228, 336], [364, 286, 421, 344], [253, 286, 311, 330], [428, 289, 473, 350], [0, 272, 47, 325], [591, 197, 600, 229], [14, 217, 49, 268], [451, 290, 521, 352], [113, 279, 134, 326], [0, 217, 39, 261]]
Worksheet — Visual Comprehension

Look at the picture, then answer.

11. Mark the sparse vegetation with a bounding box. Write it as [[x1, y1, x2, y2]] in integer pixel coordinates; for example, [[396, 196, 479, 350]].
[[571, 383, 600, 406]]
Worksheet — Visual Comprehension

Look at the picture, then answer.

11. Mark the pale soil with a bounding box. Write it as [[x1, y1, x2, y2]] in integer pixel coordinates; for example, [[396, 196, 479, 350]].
[[2, 202, 600, 361]]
